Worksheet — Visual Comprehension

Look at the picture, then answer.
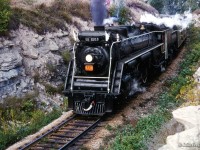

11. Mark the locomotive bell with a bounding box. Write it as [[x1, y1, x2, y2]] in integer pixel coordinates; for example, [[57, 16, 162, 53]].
[[140, 25, 145, 30]]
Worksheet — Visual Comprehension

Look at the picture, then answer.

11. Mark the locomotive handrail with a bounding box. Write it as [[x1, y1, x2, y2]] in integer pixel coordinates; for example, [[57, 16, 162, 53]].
[[108, 41, 121, 93], [120, 30, 167, 42], [108, 30, 168, 93], [64, 60, 72, 91], [71, 43, 77, 91]]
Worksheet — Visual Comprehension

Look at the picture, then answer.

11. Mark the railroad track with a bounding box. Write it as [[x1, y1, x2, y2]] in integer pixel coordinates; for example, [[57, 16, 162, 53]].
[[19, 115, 102, 150]]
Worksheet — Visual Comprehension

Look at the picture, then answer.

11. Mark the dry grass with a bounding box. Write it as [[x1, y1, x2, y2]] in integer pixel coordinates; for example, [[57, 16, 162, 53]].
[[10, 1, 91, 34]]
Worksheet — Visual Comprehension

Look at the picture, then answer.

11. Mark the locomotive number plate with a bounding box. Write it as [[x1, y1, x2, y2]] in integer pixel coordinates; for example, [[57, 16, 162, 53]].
[[85, 65, 93, 71], [85, 37, 99, 42]]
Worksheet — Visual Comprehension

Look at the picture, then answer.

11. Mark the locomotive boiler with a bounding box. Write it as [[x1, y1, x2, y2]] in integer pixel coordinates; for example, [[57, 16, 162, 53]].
[[63, 23, 187, 115]]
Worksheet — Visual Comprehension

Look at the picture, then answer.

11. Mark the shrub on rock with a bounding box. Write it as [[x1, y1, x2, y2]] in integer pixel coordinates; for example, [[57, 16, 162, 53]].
[[0, 0, 11, 35]]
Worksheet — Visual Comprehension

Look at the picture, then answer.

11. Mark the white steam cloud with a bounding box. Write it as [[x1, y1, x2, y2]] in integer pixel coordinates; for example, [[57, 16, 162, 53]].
[[129, 79, 146, 96], [140, 11, 193, 29]]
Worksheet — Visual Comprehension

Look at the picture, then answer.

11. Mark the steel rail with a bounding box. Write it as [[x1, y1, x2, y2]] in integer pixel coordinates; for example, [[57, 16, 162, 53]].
[[18, 115, 102, 150], [18, 115, 77, 150], [59, 117, 102, 150]]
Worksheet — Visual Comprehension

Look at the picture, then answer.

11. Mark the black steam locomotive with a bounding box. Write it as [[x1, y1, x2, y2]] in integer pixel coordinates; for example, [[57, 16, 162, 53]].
[[63, 23, 187, 115]]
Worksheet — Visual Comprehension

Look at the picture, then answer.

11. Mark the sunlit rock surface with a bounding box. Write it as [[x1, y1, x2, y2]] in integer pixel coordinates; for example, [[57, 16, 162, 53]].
[[0, 52, 22, 71], [159, 106, 200, 150], [0, 25, 71, 101]]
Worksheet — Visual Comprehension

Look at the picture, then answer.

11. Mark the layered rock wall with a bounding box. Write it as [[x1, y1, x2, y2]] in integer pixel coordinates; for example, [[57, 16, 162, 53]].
[[0, 26, 69, 100], [0, 19, 93, 103]]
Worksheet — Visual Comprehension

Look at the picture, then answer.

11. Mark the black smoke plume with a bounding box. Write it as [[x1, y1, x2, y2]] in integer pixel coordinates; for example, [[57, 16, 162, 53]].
[[91, 0, 107, 25]]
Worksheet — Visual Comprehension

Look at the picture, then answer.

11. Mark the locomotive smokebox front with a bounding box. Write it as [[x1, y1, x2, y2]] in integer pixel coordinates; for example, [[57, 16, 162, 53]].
[[76, 31, 110, 76]]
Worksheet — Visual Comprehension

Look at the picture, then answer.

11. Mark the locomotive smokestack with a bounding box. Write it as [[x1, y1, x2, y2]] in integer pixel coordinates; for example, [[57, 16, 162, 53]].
[[91, 0, 107, 26]]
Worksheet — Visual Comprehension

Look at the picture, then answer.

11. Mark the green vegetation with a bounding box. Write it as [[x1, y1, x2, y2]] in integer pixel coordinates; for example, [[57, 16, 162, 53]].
[[0, 92, 38, 123], [0, 109, 61, 150], [33, 70, 40, 83], [44, 83, 64, 95], [46, 62, 57, 73], [109, 5, 130, 25], [106, 27, 200, 150], [0, 0, 11, 35], [0, 92, 63, 150], [60, 97, 68, 112], [149, 0, 200, 14], [149, 0, 164, 13], [182, 0, 200, 12], [61, 50, 71, 64], [109, 110, 171, 150], [11, 1, 90, 34]]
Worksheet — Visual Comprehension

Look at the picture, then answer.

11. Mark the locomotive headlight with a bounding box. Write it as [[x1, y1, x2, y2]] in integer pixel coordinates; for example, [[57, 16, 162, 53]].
[[85, 54, 93, 62]]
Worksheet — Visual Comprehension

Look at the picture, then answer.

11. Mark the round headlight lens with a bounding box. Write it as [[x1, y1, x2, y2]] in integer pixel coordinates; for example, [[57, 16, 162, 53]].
[[85, 54, 93, 62]]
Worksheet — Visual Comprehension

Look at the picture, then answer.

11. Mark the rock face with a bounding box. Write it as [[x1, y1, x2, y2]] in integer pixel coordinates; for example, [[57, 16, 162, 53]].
[[0, 52, 22, 71], [159, 106, 200, 150], [0, 20, 92, 103], [126, 0, 158, 23]]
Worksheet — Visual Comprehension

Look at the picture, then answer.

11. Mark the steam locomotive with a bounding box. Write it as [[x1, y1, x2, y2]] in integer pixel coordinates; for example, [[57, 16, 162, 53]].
[[63, 23, 187, 115]]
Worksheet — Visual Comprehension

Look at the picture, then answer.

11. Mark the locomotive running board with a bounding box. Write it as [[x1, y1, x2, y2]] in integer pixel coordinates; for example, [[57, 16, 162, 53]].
[[71, 77, 109, 92], [111, 43, 164, 94]]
